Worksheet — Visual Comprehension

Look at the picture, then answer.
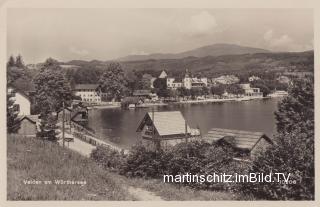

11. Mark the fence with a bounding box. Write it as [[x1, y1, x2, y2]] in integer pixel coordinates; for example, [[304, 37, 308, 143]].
[[71, 121, 128, 154]]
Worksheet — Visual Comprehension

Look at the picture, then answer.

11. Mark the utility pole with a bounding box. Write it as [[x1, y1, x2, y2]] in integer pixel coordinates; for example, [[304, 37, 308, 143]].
[[185, 120, 188, 143], [62, 101, 65, 148]]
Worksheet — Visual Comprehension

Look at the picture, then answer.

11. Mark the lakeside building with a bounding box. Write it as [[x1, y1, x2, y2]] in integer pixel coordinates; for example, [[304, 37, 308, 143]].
[[136, 111, 200, 150], [239, 83, 263, 97], [132, 90, 159, 102], [167, 78, 183, 89], [7, 87, 31, 116], [73, 84, 102, 104], [211, 75, 240, 85], [167, 70, 208, 89], [204, 128, 273, 159]]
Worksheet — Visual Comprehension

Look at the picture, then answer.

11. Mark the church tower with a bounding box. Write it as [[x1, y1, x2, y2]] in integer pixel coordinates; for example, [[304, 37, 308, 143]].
[[183, 69, 192, 89]]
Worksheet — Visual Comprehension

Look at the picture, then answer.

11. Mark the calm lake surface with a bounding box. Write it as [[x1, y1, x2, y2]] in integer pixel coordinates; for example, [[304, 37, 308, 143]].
[[88, 98, 281, 149]]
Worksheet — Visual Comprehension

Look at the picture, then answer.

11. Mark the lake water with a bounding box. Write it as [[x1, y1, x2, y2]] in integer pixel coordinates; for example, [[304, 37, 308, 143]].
[[87, 98, 281, 149]]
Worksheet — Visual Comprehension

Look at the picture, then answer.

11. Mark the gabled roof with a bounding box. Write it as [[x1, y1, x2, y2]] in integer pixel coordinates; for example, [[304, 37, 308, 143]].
[[18, 115, 39, 124], [204, 128, 272, 151], [159, 70, 168, 78], [57, 107, 73, 114], [137, 111, 191, 136], [74, 84, 100, 90]]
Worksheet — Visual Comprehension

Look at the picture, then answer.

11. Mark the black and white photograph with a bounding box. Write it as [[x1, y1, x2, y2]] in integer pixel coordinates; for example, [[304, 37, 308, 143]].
[[3, 1, 315, 203]]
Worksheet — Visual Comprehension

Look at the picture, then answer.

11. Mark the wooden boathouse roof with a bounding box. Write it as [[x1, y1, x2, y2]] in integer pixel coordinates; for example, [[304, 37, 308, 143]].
[[137, 111, 191, 136], [204, 128, 272, 151]]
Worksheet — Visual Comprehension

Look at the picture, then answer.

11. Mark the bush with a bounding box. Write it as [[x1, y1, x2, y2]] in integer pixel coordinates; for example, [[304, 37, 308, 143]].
[[91, 145, 126, 171], [118, 140, 247, 192], [241, 77, 314, 200], [119, 144, 168, 178]]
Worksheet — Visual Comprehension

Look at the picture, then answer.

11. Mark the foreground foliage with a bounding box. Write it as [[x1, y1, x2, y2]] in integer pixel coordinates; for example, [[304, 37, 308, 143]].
[[91, 141, 248, 192], [242, 77, 314, 200], [7, 135, 133, 200]]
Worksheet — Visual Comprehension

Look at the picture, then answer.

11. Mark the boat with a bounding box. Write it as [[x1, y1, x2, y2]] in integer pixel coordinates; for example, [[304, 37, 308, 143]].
[[236, 96, 251, 101], [128, 104, 136, 109]]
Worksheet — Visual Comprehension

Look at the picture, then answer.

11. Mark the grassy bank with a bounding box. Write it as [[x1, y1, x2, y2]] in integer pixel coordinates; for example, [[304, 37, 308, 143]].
[[7, 134, 248, 201], [108, 173, 250, 201], [7, 134, 134, 200]]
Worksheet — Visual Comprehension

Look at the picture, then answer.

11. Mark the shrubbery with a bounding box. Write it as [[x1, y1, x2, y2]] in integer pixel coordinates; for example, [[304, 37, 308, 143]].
[[241, 77, 314, 200], [91, 145, 126, 171], [91, 140, 248, 192], [90, 77, 314, 200]]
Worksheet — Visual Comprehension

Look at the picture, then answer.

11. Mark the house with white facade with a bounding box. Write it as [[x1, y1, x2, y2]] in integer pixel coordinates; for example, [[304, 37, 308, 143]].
[[167, 70, 208, 89], [239, 83, 263, 97], [73, 84, 102, 104], [7, 87, 31, 116]]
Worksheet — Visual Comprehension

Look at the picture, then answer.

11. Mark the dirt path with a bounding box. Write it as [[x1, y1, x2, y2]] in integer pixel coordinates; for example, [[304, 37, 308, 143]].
[[58, 135, 96, 157], [57, 131, 163, 201], [127, 186, 163, 201]]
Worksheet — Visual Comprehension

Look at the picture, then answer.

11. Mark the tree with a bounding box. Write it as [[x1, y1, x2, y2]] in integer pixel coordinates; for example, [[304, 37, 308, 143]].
[[243, 77, 314, 200], [7, 55, 26, 84], [33, 58, 72, 141], [176, 87, 190, 98], [153, 78, 167, 90], [33, 58, 72, 114], [275, 78, 314, 134], [99, 62, 128, 101], [7, 92, 20, 133], [125, 70, 139, 93], [139, 74, 152, 90], [15, 54, 25, 68], [225, 84, 245, 96], [210, 85, 225, 97], [190, 88, 201, 99], [7, 55, 15, 67], [37, 113, 59, 142], [201, 86, 209, 98], [72, 66, 102, 84]]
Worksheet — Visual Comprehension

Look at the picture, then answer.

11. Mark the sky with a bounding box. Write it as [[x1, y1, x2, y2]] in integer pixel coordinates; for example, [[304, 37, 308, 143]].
[[7, 8, 313, 64]]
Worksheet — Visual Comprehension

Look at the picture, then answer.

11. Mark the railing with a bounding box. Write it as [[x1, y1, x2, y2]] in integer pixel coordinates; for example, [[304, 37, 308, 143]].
[[71, 122, 127, 154], [71, 121, 96, 137]]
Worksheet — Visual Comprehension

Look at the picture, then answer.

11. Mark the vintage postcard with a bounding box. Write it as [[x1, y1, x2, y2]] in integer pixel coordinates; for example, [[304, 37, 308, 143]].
[[1, 0, 318, 206]]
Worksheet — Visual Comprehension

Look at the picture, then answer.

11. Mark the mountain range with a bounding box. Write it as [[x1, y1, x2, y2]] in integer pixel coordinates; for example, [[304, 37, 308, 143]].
[[116, 43, 271, 62]]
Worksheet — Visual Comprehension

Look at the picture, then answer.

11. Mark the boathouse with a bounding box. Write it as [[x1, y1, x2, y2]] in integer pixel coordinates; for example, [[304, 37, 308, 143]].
[[136, 111, 200, 150], [204, 128, 273, 159]]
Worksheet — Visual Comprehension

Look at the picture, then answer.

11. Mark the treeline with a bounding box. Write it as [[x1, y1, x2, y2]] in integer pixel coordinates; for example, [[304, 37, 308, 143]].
[[91, 77, 314, 200]]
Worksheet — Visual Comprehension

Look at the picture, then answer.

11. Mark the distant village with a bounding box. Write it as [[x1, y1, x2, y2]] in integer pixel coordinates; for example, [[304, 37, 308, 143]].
[[71, 69, 291, 108], [8, 66, 292, 152]]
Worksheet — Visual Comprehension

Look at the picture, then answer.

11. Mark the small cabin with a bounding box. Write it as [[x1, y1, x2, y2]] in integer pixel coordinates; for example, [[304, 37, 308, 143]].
[[204, 128, 273, 159], [16, 115, 40, 137], [136, 111, 200, 150], [57, 107, 73, 124]]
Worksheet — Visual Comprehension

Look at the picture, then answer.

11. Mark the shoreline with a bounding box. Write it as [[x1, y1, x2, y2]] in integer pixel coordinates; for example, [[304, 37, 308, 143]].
[[89, 96, 283, 110]]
